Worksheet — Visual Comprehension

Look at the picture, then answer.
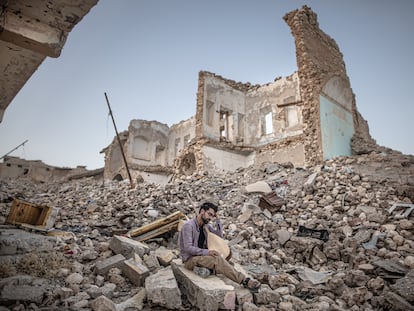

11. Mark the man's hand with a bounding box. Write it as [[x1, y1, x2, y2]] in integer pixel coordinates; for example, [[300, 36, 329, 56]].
[[208, 249, 220, 257]]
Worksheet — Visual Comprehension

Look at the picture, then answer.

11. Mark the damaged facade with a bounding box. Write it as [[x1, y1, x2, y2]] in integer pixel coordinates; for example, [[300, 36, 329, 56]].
[[103, 6, 375, 183], [0, 156, 103, 182]]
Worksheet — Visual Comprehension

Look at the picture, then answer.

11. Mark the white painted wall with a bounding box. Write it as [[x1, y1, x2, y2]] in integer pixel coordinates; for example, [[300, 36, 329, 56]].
[[202, 145, 255, 172]]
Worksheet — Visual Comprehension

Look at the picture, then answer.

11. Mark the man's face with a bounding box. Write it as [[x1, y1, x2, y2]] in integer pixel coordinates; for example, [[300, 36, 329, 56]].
[[201, 208, 216, 225]]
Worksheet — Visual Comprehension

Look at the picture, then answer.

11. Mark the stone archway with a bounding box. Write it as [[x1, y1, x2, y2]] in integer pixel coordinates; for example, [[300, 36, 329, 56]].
[[113, 174, 123, 181]]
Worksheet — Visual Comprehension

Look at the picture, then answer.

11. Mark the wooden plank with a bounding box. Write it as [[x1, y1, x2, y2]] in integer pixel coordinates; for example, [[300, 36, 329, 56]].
[[128, 211, 186, 237], [135, 220, 181, 242]]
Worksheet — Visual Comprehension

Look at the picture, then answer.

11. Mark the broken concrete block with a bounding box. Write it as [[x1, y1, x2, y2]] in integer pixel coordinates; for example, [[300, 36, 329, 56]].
[[154, 246, 175, 266], [121, 258, 150, 286], [95, 254, 126, 276], [254, 284, 281, 305], [0, 284, 46, 304], [235, 287, 253, 305], [56, 287, 74, 300], [116, 288, 146, 311], [171, 259, 236, 311], [276, 229, 291, 246], [295, 266, 333, 284], [109, 235, 150, 258], [245, 181, 272, 194], [90, 295, 117, 311], [304, 172, 318, 186], [143, 253, 161, 271], [390, 269, 414, 303], [145, 267, 182, 309]]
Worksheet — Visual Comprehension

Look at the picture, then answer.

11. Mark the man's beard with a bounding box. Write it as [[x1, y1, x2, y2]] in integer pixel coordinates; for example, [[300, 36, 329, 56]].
[[201, 215, 209, 225]]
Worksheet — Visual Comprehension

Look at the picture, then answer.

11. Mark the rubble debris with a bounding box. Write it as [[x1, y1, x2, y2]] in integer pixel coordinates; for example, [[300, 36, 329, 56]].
[[388, 202, 414, 218], [372, 259, 409, 278], [362, 231, 386, 249], [145, 266, 182, 309], [0, 139, 413, 310], [127, 210, 186, 242], [258, 191, 285, 212], [171, 259, 237, 311], [245, 181, 272, 194], [297, 225, 329, 242], [295, 266, 333, 284]]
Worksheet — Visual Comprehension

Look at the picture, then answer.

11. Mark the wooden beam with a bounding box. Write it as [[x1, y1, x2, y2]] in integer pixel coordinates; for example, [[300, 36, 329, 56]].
[[135, 220, 182, 242], [128, 211, 186, 237]]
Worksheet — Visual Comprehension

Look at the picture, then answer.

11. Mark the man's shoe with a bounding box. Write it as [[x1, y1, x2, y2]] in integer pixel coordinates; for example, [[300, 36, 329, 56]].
[[242, 277, 261, 292], [193, 266, 211, 278]]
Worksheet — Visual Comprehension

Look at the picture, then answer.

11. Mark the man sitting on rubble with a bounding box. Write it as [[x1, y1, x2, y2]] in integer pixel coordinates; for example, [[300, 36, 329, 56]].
[[179, 202, 261, 292]]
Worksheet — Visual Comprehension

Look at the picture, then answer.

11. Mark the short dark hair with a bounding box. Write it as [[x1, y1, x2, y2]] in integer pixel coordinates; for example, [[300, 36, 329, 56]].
[[199, 202, 218, 213]]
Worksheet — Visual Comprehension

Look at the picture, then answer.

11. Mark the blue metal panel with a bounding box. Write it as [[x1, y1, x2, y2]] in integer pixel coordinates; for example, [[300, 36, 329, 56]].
[[320, 95, 354, 160]]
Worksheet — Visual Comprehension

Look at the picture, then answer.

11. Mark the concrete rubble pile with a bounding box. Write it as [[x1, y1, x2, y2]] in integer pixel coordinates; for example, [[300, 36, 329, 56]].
[[0, 149, 414, 311]]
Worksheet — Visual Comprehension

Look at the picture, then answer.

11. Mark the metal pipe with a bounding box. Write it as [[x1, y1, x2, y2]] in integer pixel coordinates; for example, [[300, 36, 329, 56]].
[[104, 93, 134, 188], [0, 139, 28, 160]]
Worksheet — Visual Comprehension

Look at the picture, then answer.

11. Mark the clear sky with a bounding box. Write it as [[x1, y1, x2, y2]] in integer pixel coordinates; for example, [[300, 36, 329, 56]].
[[1, 0, 413, 169]]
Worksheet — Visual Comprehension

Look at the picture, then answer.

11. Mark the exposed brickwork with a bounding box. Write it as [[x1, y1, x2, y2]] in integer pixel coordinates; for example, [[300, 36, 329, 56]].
[[284, 5, 376, 165]]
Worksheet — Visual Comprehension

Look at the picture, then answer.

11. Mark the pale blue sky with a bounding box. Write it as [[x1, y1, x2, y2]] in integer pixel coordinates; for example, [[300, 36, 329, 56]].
[[1, 0, 413, 169]]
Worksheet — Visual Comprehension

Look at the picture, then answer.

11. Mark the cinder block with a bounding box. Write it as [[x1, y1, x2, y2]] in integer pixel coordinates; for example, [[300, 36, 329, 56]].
[[121, 258, 150, 286], [109, 235, 150, 258], [95, 254, 126, 275]]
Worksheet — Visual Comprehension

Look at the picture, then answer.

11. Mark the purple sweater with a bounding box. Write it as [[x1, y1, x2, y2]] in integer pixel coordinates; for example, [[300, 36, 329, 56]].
[[179, 217, 223, 262]]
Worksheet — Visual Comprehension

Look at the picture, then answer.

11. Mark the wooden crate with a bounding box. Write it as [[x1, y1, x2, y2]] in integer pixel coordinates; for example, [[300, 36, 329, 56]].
[[6, 198, 58, 230]]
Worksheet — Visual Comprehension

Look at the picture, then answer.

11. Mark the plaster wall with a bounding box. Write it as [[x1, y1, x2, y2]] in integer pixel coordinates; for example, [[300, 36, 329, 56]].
[[0, 162, 28, 179], [132, 171, 172, 185], [127, 120, 169, 166], [284, 6, 374, 164], [320, 95, 354, 160], [256, 143, 305, 167], [0, 157, 86, 182], [167, 117, 196, 166], [320, 76, 355, 159], [202, 145, 255, 172], [245, 73, 302, 146], [0, 0, 99, 122], [202, 75, 246, 142]]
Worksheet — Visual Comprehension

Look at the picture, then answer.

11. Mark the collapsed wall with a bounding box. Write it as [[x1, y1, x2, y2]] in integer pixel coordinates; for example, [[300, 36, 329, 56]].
[[105, 5, 377, 180], [188, 71, 306, 174], [0, 156, 96, 182], [103, 118, 195, 183], [284, 5, 375, 165]]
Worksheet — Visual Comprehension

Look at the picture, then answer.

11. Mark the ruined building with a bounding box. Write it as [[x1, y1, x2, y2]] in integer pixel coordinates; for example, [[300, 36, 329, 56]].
[[102, 6, 376, 183], [0, 156, 103, 182]]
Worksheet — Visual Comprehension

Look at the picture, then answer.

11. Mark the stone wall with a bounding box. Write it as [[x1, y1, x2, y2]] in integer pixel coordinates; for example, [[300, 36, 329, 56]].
[[0, 156, 94, 182], [284, 5, 374, 165], [245, 73, 302, 146], [167, 117, 196, 166]]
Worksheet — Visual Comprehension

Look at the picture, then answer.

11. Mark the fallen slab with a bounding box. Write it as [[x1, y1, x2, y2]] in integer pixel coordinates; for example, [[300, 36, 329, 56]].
[[145, 266, 182, 309], [171, 259, 236, 311]]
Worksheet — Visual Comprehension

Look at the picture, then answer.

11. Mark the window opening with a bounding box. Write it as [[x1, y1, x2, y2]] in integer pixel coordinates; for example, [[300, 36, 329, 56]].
[[265, 111, 273, 135], [220, 111, 229, 139], [174, 138, 181, 156], [183, 135, 190, 146]]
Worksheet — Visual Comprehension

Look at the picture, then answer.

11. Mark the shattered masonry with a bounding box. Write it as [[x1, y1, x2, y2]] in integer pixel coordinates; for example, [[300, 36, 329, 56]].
[[102, 6, 376, 184]]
